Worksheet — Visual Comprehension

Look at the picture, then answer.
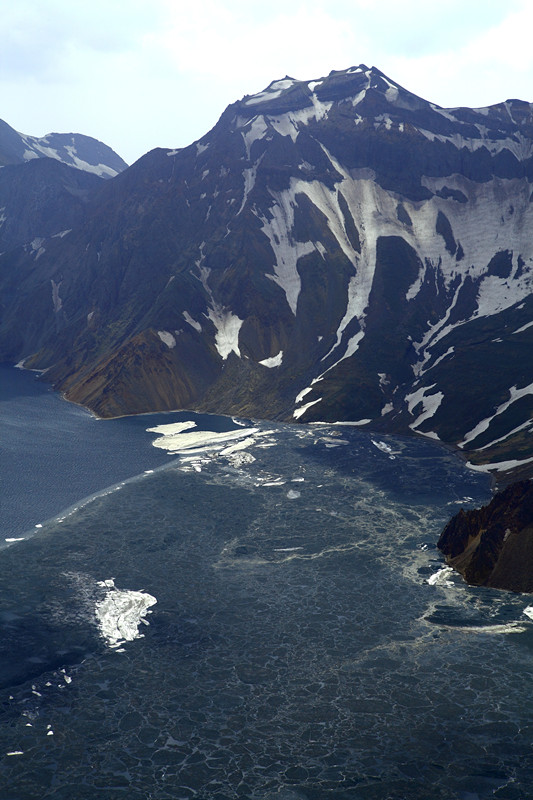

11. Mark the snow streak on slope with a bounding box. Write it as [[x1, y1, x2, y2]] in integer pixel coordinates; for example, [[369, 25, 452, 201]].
[[405, 384, 443, 437], [260, 197, 316, 315], [195, 253, 243, 360], [459, 381, 533, 449]]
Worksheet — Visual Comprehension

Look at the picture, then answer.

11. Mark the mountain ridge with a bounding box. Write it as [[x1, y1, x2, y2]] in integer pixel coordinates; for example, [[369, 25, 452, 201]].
[[0, 117, 128, 177], [0, 65, 531, 481]]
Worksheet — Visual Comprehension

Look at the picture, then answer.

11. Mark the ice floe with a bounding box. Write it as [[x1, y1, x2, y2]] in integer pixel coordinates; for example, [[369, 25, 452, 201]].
[[149, 425, 260, 454], [95, 578, 156, 649], [371, 439, 396, 458], [427, 566, 455, 587]]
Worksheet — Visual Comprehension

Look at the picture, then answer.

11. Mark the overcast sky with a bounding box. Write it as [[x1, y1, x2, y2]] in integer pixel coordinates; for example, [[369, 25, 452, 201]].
[[1, 0, 532, 165]]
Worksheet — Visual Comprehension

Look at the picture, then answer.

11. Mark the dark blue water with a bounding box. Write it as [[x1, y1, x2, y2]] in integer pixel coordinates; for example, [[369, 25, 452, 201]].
[[2, 365, 533, 799], [0, 364, 239, 540]]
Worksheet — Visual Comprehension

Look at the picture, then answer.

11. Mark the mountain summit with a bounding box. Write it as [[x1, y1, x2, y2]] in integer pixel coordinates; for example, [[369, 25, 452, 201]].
[[0, 118, 128, 178], [1, 66, 532, 479]]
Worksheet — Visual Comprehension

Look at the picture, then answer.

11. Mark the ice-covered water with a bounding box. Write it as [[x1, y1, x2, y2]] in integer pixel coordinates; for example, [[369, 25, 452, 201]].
[[2, 366, 533, 799]]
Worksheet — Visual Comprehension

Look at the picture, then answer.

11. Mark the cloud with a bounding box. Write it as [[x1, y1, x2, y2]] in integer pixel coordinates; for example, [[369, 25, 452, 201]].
[[0, 0, 164, 80], [0, 0, 532, 164], [380, 2, 533, 107]]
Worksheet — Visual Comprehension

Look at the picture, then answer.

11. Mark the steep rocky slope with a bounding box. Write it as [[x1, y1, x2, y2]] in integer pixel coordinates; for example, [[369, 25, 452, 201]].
[[0, 66, 532, 479], [0, 158, 103, 252], [438, 480, 533, 591]]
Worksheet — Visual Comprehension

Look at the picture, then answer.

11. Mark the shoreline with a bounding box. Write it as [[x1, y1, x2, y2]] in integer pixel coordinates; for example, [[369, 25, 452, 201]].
[[7, 360, 520, 490]]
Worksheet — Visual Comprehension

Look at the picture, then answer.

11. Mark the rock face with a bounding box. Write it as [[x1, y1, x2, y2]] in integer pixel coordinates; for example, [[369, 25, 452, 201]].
[[438, 481, 533, 591], [0, 158, 103, 252], [0, 65, 532, 477]]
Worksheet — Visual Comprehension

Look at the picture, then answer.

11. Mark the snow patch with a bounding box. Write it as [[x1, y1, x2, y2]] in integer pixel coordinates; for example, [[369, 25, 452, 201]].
[[293, 398, 322, 419], [513, 320, 533, 334], [241, 116, 269, 159], [466, 455, 533, 473], [259, 350, 283, 368], [295, 387, 313, 405], [206, 305, 244, 360], [51, 280, 62, 313], [260, 195, 315, 315], [183, 311, 202, 333], [244, 78, 297, 106], [405, 384, 444, 431], [158, 330, 176, 348]]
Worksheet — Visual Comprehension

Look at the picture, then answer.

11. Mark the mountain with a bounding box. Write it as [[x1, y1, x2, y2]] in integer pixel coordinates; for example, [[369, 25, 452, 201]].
[[0, 65, 532, 480], [0, 118, 128, 178]]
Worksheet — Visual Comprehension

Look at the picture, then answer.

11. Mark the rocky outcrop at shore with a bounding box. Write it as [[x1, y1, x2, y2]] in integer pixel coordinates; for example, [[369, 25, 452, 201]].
[[438, 480, 533, 592]]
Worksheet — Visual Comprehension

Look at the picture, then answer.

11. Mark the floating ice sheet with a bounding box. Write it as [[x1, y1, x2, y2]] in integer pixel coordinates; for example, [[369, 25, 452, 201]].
[[149, 424, 260, 454], [95, 579, 156, 649]]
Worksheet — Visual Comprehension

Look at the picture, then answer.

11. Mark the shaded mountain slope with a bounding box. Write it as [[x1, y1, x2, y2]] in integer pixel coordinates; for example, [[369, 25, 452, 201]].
[[0, 65, 532, 479]]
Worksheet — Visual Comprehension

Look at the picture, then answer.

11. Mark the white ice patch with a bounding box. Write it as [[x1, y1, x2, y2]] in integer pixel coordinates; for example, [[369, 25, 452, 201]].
[[147, 421, 196, 436], [405, 384, 444, 432], [293, 398, 322, 419], [260, 196, 315, 315], [157, 330, 176, 348], [427, 566, 455, 587], [295, 387, 313, 405], [194, 252, 244, 359], [513, 320, 533, 334], [237, 153, 264, 215], [241, 116, 269, 159], [62, 145, 120, 178], [244, 78, 297, 106], [51, 279, 62, 313], [259, 351, 283, 368], [95, 579, 156, 649], [466, 455, 533, 473], [371, 439, 395, 455], [182, 311, 202, 333], [206, 305, 243, 360], [220, 436, 256, 456], [150, 425, 260, 454], [322, 419, 372, 427]]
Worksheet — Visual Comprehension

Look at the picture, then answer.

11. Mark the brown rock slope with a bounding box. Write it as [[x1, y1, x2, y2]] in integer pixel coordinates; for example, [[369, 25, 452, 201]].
[[438, 480, 533, 592]]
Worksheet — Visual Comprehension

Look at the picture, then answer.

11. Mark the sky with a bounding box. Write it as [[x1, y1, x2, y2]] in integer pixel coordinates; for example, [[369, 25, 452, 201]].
[[1, 0, 532, 165]]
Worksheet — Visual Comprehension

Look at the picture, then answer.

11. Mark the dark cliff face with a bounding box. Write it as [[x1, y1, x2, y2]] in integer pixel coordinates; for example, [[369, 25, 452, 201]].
[[0, 159, 103, 252], [0, 66, 532, 479], [438, 481, 533, 592]]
